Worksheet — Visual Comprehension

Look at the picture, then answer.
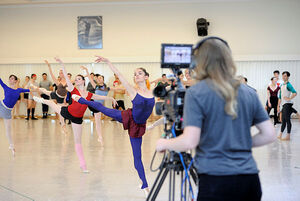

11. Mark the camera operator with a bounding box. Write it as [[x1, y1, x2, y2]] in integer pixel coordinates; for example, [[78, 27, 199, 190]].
[[156, 37, 276, 201]]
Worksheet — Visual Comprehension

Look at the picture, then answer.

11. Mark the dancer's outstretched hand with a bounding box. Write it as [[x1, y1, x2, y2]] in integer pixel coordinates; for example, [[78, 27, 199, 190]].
[[54, 57, 63, 64], [80, 66, 89, 76], [95, 55, 110, 63], [111, 97, 118, 107], [80, 66, 88, 71], [44, 60, 50, 66]]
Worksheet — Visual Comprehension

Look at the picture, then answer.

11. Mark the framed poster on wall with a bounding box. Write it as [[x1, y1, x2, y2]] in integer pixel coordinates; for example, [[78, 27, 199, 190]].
[[78, 16, 102, 49]]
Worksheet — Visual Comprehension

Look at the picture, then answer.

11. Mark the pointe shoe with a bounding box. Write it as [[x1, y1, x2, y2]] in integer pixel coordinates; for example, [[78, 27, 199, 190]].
[[9, 145, 15, 157], [33, 96, 45, 104], [72, 94, 81, 102], [80, 166, 90, 173], [138, 183, 150, 197], [143, 187, 150, 198]]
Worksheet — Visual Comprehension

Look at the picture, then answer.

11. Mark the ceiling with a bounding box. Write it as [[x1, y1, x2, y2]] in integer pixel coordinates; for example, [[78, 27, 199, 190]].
[[0, 0, 178, 5], [0, 0, 264, 6], [0, 0, 153, 5]]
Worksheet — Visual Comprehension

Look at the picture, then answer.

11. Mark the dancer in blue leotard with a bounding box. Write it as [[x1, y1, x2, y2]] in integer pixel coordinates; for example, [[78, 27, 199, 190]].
[[0, 75, 31, 156], [72, 56, 155, 196]]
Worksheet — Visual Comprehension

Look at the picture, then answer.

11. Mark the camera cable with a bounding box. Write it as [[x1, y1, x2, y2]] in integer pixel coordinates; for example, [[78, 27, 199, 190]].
[[171, 123, 195, 201]]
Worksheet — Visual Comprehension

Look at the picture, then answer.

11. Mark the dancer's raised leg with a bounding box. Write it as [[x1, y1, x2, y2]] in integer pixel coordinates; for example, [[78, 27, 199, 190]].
[[33, 97, 62, 114], [76, 96, 122, 123], [34, 96, 67, 134], [30, 84, 51, 96]]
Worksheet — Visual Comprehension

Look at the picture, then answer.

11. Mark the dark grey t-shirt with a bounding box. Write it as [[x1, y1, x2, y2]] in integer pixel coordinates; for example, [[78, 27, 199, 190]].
[[183, 79, 269, 175]]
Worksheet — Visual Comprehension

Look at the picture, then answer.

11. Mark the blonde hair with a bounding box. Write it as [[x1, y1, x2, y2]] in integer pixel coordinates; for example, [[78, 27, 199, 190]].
[[193, 39, 240, 118]]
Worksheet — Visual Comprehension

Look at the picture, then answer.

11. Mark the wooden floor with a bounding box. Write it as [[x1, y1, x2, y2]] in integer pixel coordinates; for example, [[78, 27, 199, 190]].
[[0, 118, 299, 201]]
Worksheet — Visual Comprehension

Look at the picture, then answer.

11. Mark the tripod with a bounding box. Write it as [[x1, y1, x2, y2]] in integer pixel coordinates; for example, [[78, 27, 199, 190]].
[[146, 151, 198, 201]]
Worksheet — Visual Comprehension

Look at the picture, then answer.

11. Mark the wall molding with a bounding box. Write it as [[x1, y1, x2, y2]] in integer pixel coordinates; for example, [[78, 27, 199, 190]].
[[1, 55, 300, 64]]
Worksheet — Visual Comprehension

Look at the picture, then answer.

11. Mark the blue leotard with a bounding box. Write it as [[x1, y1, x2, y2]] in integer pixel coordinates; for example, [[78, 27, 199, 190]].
[[132, 93, 155, 124], [0, 78, 29, 109]]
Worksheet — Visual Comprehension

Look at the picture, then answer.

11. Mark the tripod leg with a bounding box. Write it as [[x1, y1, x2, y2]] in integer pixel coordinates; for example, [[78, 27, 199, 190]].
[[185, 171, 187, 200], [147, 167, 170, 201], [172, 169, 175, 201], [147, 165, 165, 200], [180, 171, 183, 201], [169, 169, 175, 201], [189, 167, 198, 185]]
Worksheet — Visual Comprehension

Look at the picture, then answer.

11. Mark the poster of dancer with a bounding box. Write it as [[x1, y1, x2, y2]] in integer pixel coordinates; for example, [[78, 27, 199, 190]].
[[78, 16, 103, 49]]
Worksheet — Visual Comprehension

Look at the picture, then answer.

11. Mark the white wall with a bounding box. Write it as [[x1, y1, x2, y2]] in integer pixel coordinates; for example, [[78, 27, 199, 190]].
[[0, 0, 299, 116], [0, 0, 300, 63], [0, 60, 299, 116]]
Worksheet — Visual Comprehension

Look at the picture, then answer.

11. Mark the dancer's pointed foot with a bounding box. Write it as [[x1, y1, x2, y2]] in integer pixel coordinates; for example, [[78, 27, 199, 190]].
[[80, 166, 89, 173], [9, 145, 15, 157], [146, 124, 154, 131], [33, 96, 45, 104], [72, 94, 81, 102], [98, 135, 104, 146], [143, 187, 150, 198]]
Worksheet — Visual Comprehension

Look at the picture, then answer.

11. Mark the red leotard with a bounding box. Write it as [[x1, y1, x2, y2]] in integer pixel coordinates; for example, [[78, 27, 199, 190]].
[[68, 88, 93, 118]]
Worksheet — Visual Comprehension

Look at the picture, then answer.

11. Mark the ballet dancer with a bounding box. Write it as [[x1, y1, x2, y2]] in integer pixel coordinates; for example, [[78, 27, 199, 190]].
[[266, 77, 280, 125], [277, 71, 297, 140], [72, 56, 155, 195], [81, 66, 109, 145], [0, 75, 31, 156], [33, 57, 116, 172], [31, 60, 68, 133], [26, 74, 39, 120]]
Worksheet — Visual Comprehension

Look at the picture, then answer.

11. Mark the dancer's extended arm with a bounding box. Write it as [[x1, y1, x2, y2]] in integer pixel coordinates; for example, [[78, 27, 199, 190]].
[[0, 78, 9, 90], [81, 66, 96, 89], [55, 57, 74, 92], [95, 56, 136, 99], [147, 117, 164, 131], [45, 60, 59, 85]]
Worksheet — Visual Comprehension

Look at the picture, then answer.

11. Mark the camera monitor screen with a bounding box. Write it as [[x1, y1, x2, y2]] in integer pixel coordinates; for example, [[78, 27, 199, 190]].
[[161, 44, 193, 68]]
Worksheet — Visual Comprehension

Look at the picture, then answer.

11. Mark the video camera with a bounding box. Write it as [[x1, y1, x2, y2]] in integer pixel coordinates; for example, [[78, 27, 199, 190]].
[[147, 44, 197, 201], [154, 43, 193, 132]]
